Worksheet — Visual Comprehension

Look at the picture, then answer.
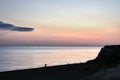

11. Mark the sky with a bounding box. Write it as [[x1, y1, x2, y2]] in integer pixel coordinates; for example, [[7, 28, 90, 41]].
[[0, 0, 120, 46]]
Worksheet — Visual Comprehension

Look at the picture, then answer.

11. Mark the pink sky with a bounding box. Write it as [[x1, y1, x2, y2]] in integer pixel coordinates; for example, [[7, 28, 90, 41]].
[[0, 26, 120, 46]]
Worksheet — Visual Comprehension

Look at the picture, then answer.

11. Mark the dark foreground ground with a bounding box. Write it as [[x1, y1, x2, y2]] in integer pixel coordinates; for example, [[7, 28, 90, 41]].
[[0, 63, 86, 80], [0, 45, 120, 80]]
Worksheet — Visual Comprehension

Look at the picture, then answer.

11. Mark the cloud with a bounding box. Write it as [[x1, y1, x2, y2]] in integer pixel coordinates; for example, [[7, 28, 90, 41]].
[[0, 21, 34, 32]]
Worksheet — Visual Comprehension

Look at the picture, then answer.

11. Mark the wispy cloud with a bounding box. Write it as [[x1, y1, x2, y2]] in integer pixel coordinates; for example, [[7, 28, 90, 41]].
[[0, 21, 34, 32]]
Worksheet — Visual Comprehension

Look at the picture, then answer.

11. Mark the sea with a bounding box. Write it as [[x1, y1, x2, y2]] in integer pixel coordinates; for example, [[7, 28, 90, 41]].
[[0, 46, 101, 72]]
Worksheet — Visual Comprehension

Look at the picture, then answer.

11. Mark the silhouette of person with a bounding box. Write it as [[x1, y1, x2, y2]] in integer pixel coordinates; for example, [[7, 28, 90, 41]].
[[45, 64, 47, 67]]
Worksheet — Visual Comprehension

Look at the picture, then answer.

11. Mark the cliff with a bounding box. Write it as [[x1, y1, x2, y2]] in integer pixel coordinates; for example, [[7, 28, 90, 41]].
[[95, 45, 120, 64], [82, 45, 120, 80], [84, 45, 120, 73]]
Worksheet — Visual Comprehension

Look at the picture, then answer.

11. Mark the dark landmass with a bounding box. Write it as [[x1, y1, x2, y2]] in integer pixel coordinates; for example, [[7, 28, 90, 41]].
[[0, 45, 120, 80]]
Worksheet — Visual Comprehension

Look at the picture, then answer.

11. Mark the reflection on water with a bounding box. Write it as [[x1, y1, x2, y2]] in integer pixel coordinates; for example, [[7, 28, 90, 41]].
[[0, 47, 101, 72]]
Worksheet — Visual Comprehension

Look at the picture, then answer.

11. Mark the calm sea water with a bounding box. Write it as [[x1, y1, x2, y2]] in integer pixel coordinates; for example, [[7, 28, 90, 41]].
[[0, 47, 101, 72]]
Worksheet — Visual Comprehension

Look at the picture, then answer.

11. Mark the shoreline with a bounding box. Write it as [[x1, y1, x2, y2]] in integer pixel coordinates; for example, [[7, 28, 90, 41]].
[[0, 45, 120, 80], [0, 62, 85, 73]]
